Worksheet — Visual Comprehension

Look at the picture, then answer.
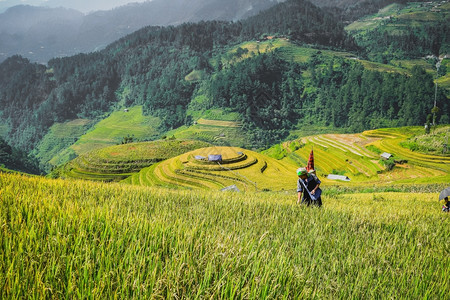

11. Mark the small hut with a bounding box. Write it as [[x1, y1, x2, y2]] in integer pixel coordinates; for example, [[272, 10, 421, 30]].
[[208, 154, 222, 162], [327, 174, 351, 181], [380, 152, 392, 160], [221, 185, 240, 192]]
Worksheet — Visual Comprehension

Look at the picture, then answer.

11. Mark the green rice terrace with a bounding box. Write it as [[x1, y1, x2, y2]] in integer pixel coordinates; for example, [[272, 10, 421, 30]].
[[165, 117, 248, 147], [58, 125, 449, 190], [268, 125, 450, 187]]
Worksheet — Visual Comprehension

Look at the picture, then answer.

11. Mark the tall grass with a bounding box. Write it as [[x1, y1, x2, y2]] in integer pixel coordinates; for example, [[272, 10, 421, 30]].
[[1, 173, 449, 298]]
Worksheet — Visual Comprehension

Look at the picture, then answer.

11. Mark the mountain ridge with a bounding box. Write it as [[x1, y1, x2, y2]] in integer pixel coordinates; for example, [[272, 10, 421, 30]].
[[0, 0, 286, 62]]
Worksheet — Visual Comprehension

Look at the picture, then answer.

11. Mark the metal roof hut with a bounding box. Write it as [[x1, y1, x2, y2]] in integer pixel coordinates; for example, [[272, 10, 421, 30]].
[[380, 152, 393, 160], [194, 146, 243, 165], [327, 174, 351, 181], [208, 154, 222, 162], [194, 146, 226, 163], [221, 184, 240, 192]]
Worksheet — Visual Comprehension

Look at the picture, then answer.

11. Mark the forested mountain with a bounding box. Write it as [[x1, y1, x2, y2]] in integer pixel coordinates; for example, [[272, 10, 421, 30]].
[[0, 0, 448, 172], [0, 0, 413, 63], [0, 0, 285, 62], [0, 137, 40, 173], [346, 1, 449, 62]]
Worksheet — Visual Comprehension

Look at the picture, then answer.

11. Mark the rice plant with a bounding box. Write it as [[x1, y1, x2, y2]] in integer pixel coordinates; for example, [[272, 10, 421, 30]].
[[1, 172, 449, 299]]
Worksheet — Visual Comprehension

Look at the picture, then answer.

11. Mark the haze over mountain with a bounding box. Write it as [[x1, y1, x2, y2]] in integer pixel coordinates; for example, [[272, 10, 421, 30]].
[[0, 0, 150, 13], [0, 0, 285, 62]]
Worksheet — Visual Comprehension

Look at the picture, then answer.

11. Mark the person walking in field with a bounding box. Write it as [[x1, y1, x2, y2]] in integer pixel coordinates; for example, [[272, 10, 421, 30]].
[[442, 197, 449, 212], [297, 167, 322, 207]]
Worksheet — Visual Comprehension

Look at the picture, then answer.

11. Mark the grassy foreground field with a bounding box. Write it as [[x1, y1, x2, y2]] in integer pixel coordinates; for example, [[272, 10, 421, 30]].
[[1, 172, 449, 298]]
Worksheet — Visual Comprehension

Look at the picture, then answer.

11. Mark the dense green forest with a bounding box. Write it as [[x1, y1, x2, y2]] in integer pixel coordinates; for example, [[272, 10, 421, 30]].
[[0, 137, 40, 173], [346, 1, 450, 62], [0, 0, 448, 172]]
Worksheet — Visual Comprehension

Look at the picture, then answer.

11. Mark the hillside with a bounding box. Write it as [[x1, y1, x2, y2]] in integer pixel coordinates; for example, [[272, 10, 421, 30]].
[[346, 1, 450, 61], [0, 0, 406, 63], [274, 126, 450, 186], [125, 146, 297, 191], [0, 137, 40, 174]]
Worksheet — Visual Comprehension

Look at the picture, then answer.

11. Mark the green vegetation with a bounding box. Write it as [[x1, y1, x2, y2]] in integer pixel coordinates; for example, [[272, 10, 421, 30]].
[[165, 118, 249, 148], [346, 1, 449, 62], [0, 137, 40, 174], [70, 106, 160, 155], [185, 69, 206, 82], [0, 0, 448, 175], [400, 126, 449, 154], [0, 123, 8, 137], [187, 108, 241, 122], [33, 119, 92, 171], [1, 172, 448, 298]]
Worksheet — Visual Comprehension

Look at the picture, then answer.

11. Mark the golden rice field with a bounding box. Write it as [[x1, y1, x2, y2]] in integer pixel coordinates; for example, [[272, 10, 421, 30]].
[[280, 127, 450, 186], [61, 139, 210, 182], [1, 172, 449, 299], [125, 146, 297, 191]]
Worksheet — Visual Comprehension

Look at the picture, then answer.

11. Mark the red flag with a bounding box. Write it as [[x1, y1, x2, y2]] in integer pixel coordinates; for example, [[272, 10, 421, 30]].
[[306, 148, 314, 172]]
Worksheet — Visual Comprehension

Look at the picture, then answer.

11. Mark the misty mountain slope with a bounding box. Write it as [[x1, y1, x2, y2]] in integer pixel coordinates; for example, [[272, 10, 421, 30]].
[[0, 5, 84, 62], [0, 0, 148, 14], [0, 0, 285, 62]]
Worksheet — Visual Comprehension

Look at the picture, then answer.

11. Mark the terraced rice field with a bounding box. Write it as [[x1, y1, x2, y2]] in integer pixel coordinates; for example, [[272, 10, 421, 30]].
[[196, 118, 242, 128], [61, 140, 210, 182], [166, 119, 249, 147], [293, 134, 384, 180], [61, 126, 449, 188], [280, 128, 449, 185], [127, 146, 297, 191], [363, 129, 450, 183]]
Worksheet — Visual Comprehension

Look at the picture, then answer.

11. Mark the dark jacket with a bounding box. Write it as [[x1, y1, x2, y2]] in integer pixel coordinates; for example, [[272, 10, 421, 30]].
[[297, 175, 322, 206]]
